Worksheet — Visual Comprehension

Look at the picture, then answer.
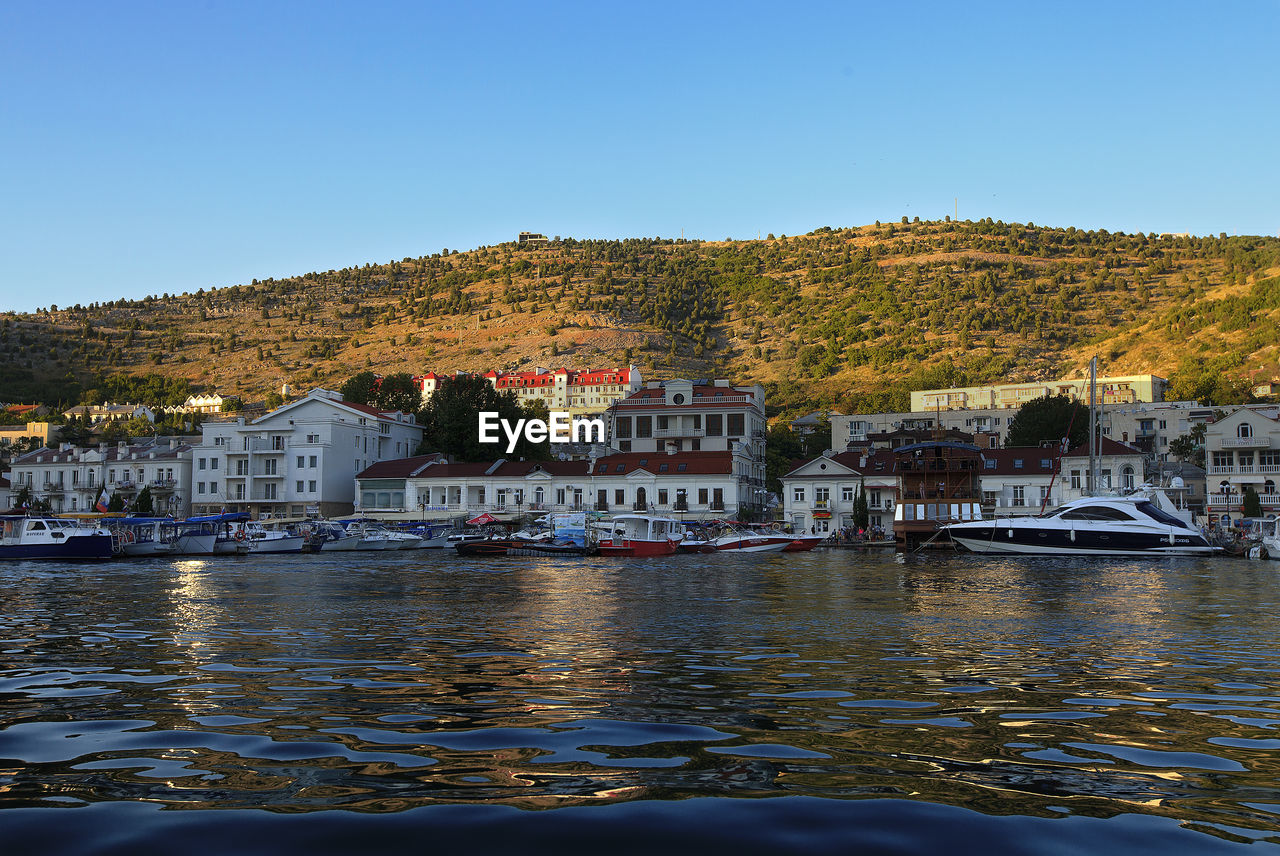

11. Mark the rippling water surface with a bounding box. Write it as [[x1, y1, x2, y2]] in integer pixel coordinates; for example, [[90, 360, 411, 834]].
[[2, 550, 1279, 853]]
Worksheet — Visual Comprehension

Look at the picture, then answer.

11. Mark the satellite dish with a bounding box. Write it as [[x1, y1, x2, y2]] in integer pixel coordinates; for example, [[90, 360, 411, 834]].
[[1170, 476, 1186, 489]]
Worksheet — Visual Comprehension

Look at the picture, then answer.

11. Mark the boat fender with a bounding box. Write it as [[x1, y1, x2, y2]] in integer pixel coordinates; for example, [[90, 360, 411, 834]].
[[1169, 528, 1176, 546], [1008, 528, 1014, 539], [1069, 529, 1076, 542], [123, 530, 135, 544]]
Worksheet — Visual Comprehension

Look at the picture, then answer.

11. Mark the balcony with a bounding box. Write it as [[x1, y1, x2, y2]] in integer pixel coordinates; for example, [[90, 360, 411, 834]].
[[1222, 437, 1272, 449], [632, 501, 648, 511], [248, 438, 287, 453], [813, 499, 829, 509], [654, 426, 705, 438], [1208, 493, 1280, 509], [1209, 466, 1235, 475]]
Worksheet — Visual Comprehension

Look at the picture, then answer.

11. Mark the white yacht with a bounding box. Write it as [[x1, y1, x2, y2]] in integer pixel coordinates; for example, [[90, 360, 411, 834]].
[[943, 492, 1216, 556]]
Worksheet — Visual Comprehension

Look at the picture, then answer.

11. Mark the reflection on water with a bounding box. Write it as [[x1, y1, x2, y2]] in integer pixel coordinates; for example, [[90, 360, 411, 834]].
[[1, 551, 1279, 851]]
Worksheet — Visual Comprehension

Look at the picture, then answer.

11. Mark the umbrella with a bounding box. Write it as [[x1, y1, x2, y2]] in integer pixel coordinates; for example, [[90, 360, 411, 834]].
[[466, 512, 497, 526]]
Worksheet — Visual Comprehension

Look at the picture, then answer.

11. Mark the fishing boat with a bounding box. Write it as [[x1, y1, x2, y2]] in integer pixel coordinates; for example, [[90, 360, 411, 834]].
[[238, 520, 306, 554], [596, 514, 682, 557], [105, 516, 177, 557], [0, 515, 114, 560]]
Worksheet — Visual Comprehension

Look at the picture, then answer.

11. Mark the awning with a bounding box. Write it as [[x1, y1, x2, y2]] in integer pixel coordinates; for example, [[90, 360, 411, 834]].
[[812, 511, 831, 519], [466, 512, 497, 526]]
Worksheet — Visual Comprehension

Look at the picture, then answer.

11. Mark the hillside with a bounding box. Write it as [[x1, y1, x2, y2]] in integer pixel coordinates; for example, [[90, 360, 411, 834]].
[[3, 219, 1279, 415]]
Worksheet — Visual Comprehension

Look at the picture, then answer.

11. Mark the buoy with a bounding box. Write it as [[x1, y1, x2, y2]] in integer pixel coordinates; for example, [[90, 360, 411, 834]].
[[235, 530, 246, 542]]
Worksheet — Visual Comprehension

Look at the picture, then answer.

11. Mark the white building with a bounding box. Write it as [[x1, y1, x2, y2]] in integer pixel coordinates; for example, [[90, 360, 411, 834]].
[[179, 393, 225, 414], [781, 450, 898, 535], [188, 388, 423, 518], [416, 366, 642, 418], [1204, 405, 1280, 520], [62, 402, 157, 424], [8, 437, 194, 516], [355, 450, 755, 521], [606, 379, 767, 507]]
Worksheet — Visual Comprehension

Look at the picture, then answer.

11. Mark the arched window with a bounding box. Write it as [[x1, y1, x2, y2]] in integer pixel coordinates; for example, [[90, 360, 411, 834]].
[[1121, 465, 1135, 490], [1265, 480, 1276, 495], [534, 486, 544, 507], [1239, 424, 1253, 438]]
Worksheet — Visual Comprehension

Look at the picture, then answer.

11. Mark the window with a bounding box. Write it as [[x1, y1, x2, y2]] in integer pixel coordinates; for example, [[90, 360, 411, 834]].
[[677, 463, 687, 472], [198, 458, 207, 470], [306, 434, 319, 444], [1039, 486, 1050, 503], [1121, 465, 1135, 490], [727, 413, 744, 435], [706, 414, 723, 436], [619, 440, 631, 452], [699, 488, 709, 504], [815, 487, 830, 504], [712, 488, 724, 508], [1100, 469, 1112, 488], [264, 459, 277, 475], [1012, 486, 1025, 506], [309, 456, 317, 467], [793, 486, 806, 502], [211, 458, 219, 470], [983, 490, 999, 506], [658, 489, 668, 506], [615, 416, 632, 439], [1014, 459, 1024, 469], [197, 482, 206, 495], [309, 481, 316, 492], [210, 481, 218, 494], [636, 416, 652, 438], [1040, 459, 1051, 469], [272, 436, 285, 451], [264, 483, 277, 499], [1070, 470, 1081, 489], [869, 490, 881, 508], [296, 480, 304, 492], [842, 486, 855, 502], [615, 489, 625, 505], [556, 488, 566, 505], [1239, 423, 1253, 438], [985, 459, 996, 469], [297, 456, 305, 469]]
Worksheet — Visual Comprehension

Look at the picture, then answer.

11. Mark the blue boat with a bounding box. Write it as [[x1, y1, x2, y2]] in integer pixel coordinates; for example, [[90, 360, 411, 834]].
[[0, 515, 114, 560]]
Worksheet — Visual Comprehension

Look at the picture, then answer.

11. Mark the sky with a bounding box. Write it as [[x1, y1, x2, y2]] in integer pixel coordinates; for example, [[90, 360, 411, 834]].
[[2, 1, 1277, 314]]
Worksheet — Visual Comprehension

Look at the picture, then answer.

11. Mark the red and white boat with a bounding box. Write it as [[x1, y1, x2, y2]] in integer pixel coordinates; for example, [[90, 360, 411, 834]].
[[711, 527, 793, 553], [783, 534, 825, 552], [597, 514, 682, 557]]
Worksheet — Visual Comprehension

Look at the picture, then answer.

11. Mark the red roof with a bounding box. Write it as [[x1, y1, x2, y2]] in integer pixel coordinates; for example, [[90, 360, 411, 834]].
[[355, 454, 444, 479], [6, 404, 39, 414], [590, 451, 735, 476], [979, 447, 1059, 476], [1063, 437, 1141, 458], [337, 400, 405, 421], [783, 449, 896, 478]]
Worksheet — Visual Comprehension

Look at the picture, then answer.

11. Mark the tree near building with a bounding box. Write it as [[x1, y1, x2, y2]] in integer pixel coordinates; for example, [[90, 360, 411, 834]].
[[1242, 484, 1263, 518], [853, 483, 869, 531], [765, 425, 803, 494], [1005, 394, 1089, 449], [416, 374, 549, 462], [135, 486, 154, 515]]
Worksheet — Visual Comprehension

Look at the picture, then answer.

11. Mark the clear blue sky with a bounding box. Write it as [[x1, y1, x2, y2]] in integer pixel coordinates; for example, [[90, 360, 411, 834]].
[[2, 1, 1277, 313]]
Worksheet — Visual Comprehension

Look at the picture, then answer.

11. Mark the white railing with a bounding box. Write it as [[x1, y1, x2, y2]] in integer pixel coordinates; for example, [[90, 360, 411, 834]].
[[1222, 437, 1272, 449], [1208, 493, 1280, 508], [1210, 466, 1235, 475], [654, 426, 705, 438]]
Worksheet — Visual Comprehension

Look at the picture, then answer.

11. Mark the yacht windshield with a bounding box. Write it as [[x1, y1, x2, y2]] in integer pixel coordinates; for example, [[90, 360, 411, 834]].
[[1135, 501, 1190, 528]]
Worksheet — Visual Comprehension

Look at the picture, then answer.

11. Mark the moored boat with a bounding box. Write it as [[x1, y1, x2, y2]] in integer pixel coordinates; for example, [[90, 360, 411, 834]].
[[596, 514, 681, 557], [0, 515, 114, 560], [783, 534, 825, 552]]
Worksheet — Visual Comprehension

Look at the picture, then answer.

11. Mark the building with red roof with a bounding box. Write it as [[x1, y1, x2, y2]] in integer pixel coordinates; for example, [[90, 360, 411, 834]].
[[414, 366, 641, 417]]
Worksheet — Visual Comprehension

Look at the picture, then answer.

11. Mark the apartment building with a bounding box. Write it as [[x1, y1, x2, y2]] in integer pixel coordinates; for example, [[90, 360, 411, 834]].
[[416, 366, 641, 418], [188, 388, 423, 518], [8, 437, 193, 516]]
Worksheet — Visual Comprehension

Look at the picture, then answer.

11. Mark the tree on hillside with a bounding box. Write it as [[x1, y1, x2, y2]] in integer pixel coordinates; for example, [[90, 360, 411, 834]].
[[1168, 355, 1256, 406], [416, 374, 549, 462], [1005, 394, 1089, 449], [801, 417, 833, 459]]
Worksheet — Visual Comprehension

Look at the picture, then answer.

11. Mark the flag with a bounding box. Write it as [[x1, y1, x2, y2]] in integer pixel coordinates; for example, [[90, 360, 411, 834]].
[[95, 488, 111, 513]]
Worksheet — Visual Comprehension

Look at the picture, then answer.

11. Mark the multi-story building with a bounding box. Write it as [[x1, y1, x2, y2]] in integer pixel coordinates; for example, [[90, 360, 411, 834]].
[[61, 402, 157, 424], [354, 449, 756, 521], [0, 421, 60, 450], [910, 374, 1168, 412], [416, 366, 641, 418], [780, 450, 898, 535], [834, 399, 1207, 457], [605, 379, 767, 508], [188, 388, 423, 518], [8, 437, 194, 516], [1204, 405, 1280, 521]]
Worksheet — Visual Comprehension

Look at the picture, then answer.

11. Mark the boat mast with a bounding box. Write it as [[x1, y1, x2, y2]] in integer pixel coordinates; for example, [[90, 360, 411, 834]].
[[1089, 356, 1099, 494]]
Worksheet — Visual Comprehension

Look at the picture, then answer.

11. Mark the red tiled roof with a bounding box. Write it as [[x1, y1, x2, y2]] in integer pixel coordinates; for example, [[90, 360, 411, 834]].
[[590, 451, 734, 476], [355, 454, 444, 479], [1063, 437, 1142, 458], [979, 447, 1059, 476]]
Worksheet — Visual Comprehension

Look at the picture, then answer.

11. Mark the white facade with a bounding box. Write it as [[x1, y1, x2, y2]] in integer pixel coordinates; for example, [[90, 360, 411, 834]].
[[781, 451, 898, 535], [189, 388, 423, 518], [1204, 406, 1280, 518], [606, 379, 767, 500], [8, 438, 194, 516], [356, 450, 753, 521]]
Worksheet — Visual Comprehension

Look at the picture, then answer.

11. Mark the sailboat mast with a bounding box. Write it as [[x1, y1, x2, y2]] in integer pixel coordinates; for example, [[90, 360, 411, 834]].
[[1089, 356, 1099, 494]]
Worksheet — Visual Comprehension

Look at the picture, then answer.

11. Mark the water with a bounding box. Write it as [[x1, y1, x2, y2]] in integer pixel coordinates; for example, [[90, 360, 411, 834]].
[[2, 550, 1279, 854]]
